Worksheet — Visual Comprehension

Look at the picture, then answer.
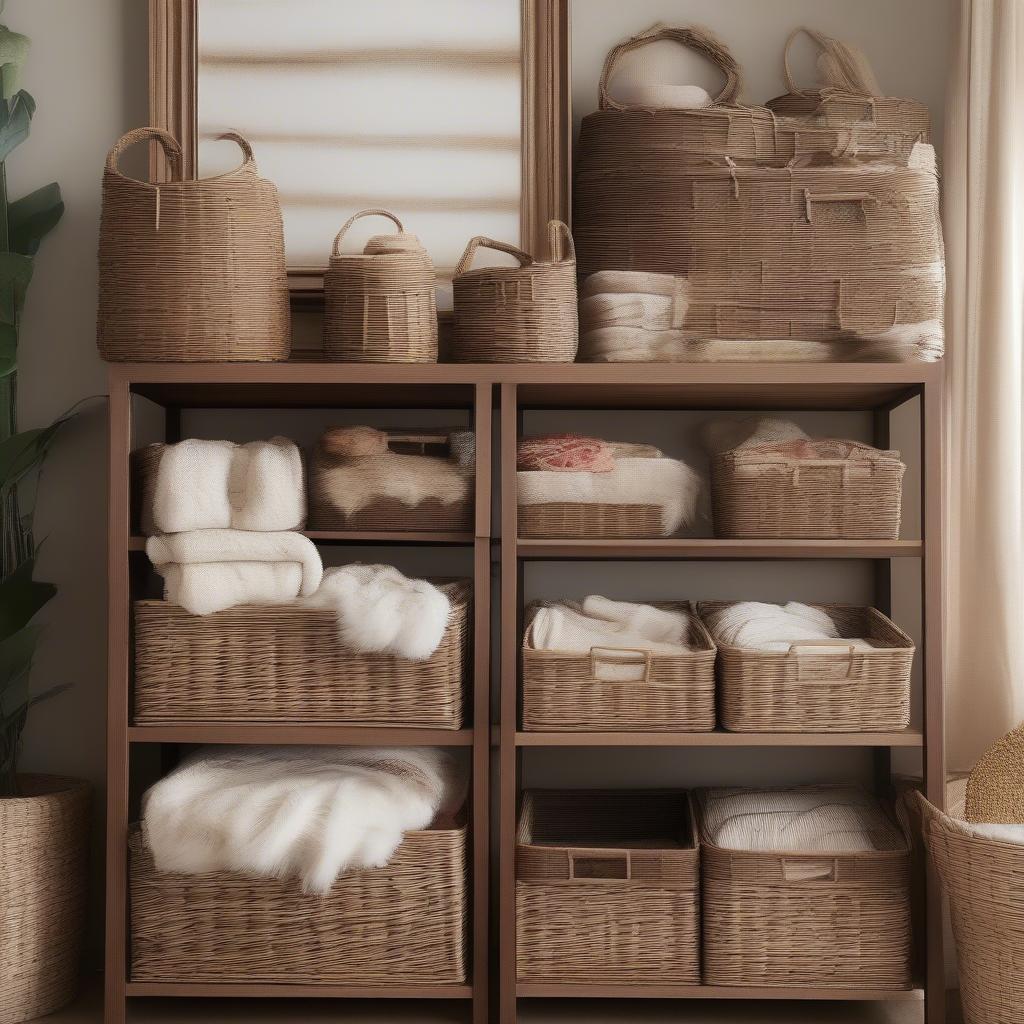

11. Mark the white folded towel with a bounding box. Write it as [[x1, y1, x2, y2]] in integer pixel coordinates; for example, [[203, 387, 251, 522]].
[[581, 595, 687, 644], [152, 437, 305, 534], [704, 601, 873, 653], [142, 746, 468, 893], [147, 529, 323, 615]]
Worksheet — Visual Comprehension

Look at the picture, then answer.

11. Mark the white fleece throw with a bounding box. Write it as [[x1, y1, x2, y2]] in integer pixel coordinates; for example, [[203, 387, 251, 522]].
[[152, 437, 305, 534], [142, 746, 468, 893], [518, 457, 700, 535], [703, 601, 873, 653], [147, 529, 323, 615], [302, 564, 450, 661], [700, 416, 809, 456]]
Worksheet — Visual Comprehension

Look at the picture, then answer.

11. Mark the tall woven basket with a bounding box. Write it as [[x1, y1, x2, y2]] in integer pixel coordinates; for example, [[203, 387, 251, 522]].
[[323, 209, 438, 363], [451, 220, 578, 363], [97, 128, 290, 362]]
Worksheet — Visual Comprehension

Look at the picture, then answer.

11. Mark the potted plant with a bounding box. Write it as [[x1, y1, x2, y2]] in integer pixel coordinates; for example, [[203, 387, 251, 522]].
[[0, 16, 89, 1024]]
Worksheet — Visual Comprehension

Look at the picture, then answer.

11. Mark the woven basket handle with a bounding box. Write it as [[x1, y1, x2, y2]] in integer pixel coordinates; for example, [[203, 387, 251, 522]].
[[105, 127, 183, 180], [214, 130, 258, 168], [333, 208, 405, 257], [780, 857, 839, 882], [455, 236, 533, 277], [782, 27, 882, 98], [598, 23, 742, 110], [547, 219, 576, 263], [590, 646, 652, 683], [567, 848, 632, 881]]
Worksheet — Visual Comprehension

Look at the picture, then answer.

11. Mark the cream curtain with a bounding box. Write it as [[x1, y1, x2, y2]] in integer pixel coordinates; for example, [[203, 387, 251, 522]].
[[945, 0, 1024, 769]]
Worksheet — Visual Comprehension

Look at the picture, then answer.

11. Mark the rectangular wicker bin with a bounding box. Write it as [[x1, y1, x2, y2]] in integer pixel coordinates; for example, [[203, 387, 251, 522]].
[[698, 602, 914, 733], [521, 601, 716, 732], [132, 580, 469, 728], [696, 788, 913, 990], [128, 820, 467, 985], [518, 502, 664, 539], [516, 790, 700, 985]]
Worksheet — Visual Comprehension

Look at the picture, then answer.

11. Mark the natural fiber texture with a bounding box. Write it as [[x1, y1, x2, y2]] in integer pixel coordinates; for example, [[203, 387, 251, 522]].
[[97, 128, 289, 362], [521, 601, 716, 732], [698, 602, 914, 732], [129, 819, 467, 985], [516, 790, 699, 984], [711, 440, 906, 539], [132, 580, 468, 728], [697, 787, 913, 989], [518, 502, 663, 539], [965, 721, 1024, 823], [450, 220, 578, 363], [323, 209, 438, 363], [0, 776, 90, 1024]]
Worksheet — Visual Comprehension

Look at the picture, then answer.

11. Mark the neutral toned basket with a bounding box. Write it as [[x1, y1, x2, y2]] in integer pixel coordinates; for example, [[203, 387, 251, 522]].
[[516, 790, 699, 984], [521, 601, 716, 732], [916, 792, 1024, 1024], [450, 220, 578, 363], [129, 818, 467, 985], [697, 787, 913, 989], [965, 721, 1024, 823], [699, 602, 914, 733], [0, 776, 91, 1024], [97, 127, 290, 362], [518, 501, 664, 539], [132, 580, 469, 728], [711, 441, 906, 540], [323, 209, 438, 363]]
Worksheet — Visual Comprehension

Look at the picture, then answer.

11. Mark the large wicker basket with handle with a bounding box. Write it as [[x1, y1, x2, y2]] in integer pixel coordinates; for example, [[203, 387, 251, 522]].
[[97, 127, 290, 362]]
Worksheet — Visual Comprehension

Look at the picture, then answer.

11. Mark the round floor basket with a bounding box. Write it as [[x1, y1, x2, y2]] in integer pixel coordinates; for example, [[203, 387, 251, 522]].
[[97, 127, 290, 362]]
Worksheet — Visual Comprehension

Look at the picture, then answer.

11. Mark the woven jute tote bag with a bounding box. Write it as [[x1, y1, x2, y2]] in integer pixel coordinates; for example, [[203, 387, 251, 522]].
[[451, 220, 578, 363], [516, 790, 700, 984], [1, 776, 90, 1024], [97, 127, 290, 362], [323, 209, 438, 363]]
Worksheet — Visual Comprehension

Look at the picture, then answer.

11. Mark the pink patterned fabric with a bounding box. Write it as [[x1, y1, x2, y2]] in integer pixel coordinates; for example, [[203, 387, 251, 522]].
[[517, 434, 615, 473]]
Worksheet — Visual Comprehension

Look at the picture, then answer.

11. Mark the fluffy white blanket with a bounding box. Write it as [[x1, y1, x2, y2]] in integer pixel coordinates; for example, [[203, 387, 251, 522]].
[[142, 746, 467, 893], [517, 457, 700, 535], [147, 529, 323, 615], [700, 417, 809, 455], [152, 437, 305, 534], [703, 601, 873, 653], [302, 564, 451, 661]]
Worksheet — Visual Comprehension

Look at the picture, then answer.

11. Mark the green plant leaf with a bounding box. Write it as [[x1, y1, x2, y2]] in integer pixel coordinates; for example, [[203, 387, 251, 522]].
[[0, 420, 64, 491], [0, 251, 33, 323], [9, 183, 64, 255], [0, 556, 55, 644], [0, 89, 34, 162]]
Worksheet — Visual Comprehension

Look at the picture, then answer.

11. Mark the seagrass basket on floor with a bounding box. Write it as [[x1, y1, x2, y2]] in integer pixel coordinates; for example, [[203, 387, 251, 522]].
[[520, 601, 716, 732], [97, 127, 290, 362], [129, 817, 467, 985], [323, 209, 438, 363], [516, 790, 700, 984], [132, 580, 469, 728], [450, 220, 577, 363], [698, 601, 914, 733], [711, 440, 906, 540]]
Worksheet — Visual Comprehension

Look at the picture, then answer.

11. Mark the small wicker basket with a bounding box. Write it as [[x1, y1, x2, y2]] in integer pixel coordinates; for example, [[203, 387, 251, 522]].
[[518, 501, 664, 539], [521, 601, 716, 732], [516, 790, 700, 985], [450, 220, 578, 363], [323, 209, 438, 363]]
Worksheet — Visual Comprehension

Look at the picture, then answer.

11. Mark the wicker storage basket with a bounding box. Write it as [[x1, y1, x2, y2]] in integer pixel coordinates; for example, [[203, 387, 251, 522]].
[[917, 793, 1024, 1024], [698, 787, 913, 989], [450, 220, 577, 363], [97, 128, 290, 362], [518, 501, 663, 539], [323, 209, 438, 363], [129, 818, 467, 985], [132, 580, 469, 728], [711, 440, 906, 540], [965, 721, 1024, 823], [516, 790, 700, 984], [699, 602, 914, 733], [521, 602, 716, 732]]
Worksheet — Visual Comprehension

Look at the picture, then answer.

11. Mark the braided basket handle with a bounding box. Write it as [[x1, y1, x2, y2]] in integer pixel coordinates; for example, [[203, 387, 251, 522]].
[[105, 127, 184, 179], [782, 27, 882, 98], [598, 23, 742, 110], [547, 220, 576, 263], [333, 208, 405, 257], [455, 236, 533, 277]]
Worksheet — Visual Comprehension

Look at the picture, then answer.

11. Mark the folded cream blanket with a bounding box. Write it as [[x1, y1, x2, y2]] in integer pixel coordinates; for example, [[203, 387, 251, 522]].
[[147, 529, 323, 615], [700, 417, 809, 455], [703, 601, 873, 653], [517, 457, 700, 535], [152, 437, 305, 534], [142, 746, 467, 893]]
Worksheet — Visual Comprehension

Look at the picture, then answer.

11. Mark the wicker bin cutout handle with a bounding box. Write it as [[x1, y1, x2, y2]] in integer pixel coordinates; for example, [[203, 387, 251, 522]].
[[332, 208, 405, 257], [787, 640, 858, 684], [567, 848, 632, 881], [782, 26, 882, 99], [598, 23, 742, 110], [780, 857, 840, 883], [803, 190, 875, 222], [589, 646, 653, 683]]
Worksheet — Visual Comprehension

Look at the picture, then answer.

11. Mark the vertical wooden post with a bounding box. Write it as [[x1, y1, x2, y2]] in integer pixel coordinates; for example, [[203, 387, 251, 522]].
[[873, 405, 893, 795]]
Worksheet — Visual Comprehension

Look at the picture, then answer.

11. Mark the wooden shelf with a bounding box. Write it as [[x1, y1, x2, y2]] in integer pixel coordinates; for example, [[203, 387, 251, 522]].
[[129, 531, 475, 550], [514, 729, 924, 747], [515, 983, 925, 1001], [516, 538, 923, 559], [126, 981, 473, 999], [128, 725, 475, 746]]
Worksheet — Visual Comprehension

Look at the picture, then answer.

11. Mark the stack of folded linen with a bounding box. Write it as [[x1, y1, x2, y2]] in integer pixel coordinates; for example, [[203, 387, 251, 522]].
[[702, 601, 874, 653]]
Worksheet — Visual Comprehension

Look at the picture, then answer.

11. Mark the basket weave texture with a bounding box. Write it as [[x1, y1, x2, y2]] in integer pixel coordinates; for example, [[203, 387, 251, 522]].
[[697, 787, 913, 989], [0, 776, 90, 1024], [964, 721, 1024, 823], [451, 220, 578, 363], [518, 501, 664, 539], [699, 602, 914, 733], [97, 128, 290, 362], [521, 601, 716, 732], [129, 820, 467, 985], [516, 790, 700, 984], [132, 580, 469, 728], [711, 440, 906, 540], [323, 209, 438, 363]]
